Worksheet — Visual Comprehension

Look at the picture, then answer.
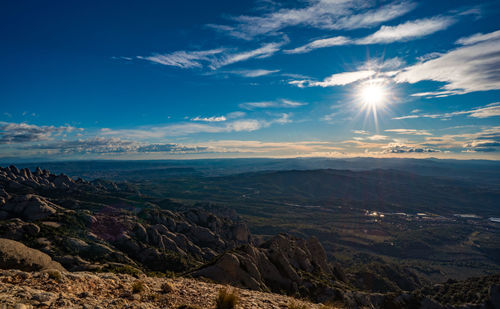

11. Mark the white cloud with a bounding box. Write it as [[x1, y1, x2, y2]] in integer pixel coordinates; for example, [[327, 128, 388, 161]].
[[352, 130, 369, 135], [138, 49, 225, 69], [225, 69, 280, 77], [100, 112, 293, 139], [209, 0, 415, 40], [191, 116, 227, 122], [356, 16, 454, 44], [395, 30, 500, 96], [367, 134, 389, 141], [210, 42, 284, 69], [290, 70, 375, 88], [284, 36, 351, 54], [0, 122, 80, 144], [393, 102, 500, 120], [455, 29, 500, 45], [239, 99, 307, 109], [468, 102, 500, 118], [283, 16, 452, 54], [385, 129, 432, 135], [139, 42, 284, 70]]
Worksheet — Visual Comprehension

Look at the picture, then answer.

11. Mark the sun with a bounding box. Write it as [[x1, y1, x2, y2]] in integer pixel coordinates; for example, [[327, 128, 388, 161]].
[[360, 84, 387, 107]]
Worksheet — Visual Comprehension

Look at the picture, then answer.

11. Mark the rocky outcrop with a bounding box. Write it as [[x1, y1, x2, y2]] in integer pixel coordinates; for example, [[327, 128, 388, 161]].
[[0, 166, 254, 274], [0, 238, 65, 272], [2, 194, 59, 220], [191, 234, 344, 300]]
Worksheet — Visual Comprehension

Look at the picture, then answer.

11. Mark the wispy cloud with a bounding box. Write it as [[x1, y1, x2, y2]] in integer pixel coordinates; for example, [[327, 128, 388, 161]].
[[284, 16, 452, 54], [0, 122, 79, 144], [239, 99, 307, 109], [138, 41, 285, 70], [290, 70, 375, 88], [367, 134, 389, 141], [385, 129, 432, 135], [208, 1, 415, 40], [395, 29, 500, 97], [101, 120, 265, 138], [226, 111, 246, 119], [393, 102, 500, 120], [138, 49, 225, 69], [356, 16, 454, 44], [191, 116, 227, 122], [455, 29, 500, 45], [210, 42, 284, 69], [223, 69, 280, 77], [284, 36, 351, 54], [100, 113, 293, 139], [352, 130, 370, 135]]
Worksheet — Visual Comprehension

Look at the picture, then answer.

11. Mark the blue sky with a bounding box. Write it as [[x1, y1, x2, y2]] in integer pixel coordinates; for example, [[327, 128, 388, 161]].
[[1, 0, 499, 161]]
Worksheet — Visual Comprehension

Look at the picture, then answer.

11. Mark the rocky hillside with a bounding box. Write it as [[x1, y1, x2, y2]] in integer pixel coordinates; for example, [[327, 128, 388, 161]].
[[0, 165, 499, 309], [0, 269, 327, 309]]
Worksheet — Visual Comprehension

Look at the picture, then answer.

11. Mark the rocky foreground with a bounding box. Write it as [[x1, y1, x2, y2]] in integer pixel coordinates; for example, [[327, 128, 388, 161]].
[[0, 269, 330, 309]]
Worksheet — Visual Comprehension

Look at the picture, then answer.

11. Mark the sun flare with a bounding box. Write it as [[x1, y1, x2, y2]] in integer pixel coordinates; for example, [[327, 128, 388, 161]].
[[360, 84, 386, 107]]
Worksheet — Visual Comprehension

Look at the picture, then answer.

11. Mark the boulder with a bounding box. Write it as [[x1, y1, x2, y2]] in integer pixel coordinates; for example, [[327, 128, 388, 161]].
[[0, 238, 65, 272]]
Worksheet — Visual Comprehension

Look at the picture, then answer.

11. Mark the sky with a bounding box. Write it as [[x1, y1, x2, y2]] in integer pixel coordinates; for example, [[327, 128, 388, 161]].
[[1, 0, 500, 161]]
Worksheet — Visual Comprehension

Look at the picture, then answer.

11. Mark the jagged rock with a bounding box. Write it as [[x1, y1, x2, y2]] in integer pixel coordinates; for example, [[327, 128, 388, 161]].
[[53, 174, 74, 189], [22, 223, 40, 236], [2, 194, 58, 221], [231, 223, 251, 243], [64, 238, 90, 253], [133, 223, 149, 242], [0, 238, 65, 272], [191, 234, 335, 297]]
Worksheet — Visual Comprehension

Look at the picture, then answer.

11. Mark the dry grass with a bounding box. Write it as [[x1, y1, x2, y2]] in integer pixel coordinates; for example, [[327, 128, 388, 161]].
[[161, 282, 174, 293], [287, 301, 308, 309], [215, 288, 239, 309], [46, 270, 62, 281], [132, 280, 145, 294]]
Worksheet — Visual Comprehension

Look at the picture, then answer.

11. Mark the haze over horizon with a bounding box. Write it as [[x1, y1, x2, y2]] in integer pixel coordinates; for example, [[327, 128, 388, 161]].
[[1, 0, 500, 161]]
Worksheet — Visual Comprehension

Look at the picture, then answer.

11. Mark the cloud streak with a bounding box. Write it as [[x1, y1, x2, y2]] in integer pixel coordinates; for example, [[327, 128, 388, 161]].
[[239, 99, 307, 109], [290, 70, 375, 88], [209, 0, 415, 40], [284, 16, 453, 54], [139, 42, 285, 70], [395, 30, 500, 96], [393, 102, 500, 120]]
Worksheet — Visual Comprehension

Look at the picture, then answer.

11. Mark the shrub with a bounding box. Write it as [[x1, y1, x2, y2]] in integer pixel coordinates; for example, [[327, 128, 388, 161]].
[[132, 280, 145, 294], [177, 305, 200, 309], [46, 269, 62, 281], [161, 282, 174, 294], [215, 288, 239, 309], [101, 264, 142, 277]]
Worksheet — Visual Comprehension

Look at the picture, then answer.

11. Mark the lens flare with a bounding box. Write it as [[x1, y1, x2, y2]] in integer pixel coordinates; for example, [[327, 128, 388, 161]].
[[361, 84, 386, 107]]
